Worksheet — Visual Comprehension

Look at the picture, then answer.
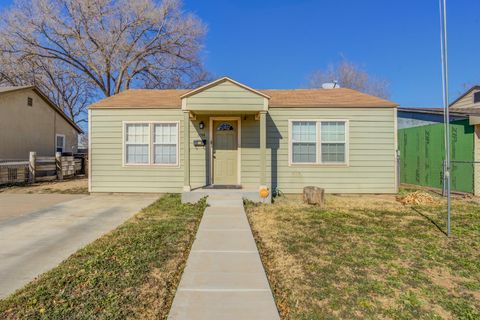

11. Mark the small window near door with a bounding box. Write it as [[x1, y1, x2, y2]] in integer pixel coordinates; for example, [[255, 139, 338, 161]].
[[56, 134, 65, 153], [474, 91, 480, 104]]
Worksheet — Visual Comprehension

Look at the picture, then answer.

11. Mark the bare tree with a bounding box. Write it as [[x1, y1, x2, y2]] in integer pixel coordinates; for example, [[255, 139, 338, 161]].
[[0, 0, 207, 98], [0, 50, 93, 124], [309, 60, 390, 99]]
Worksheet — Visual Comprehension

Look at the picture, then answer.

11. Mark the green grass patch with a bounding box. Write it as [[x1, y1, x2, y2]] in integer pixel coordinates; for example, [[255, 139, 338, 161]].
[[0, 194, 206, 320], [246, 193, 480, 319]]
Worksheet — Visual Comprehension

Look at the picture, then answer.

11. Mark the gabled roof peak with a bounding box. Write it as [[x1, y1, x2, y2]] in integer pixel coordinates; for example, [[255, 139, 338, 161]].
[[180, 76, 271, 99]]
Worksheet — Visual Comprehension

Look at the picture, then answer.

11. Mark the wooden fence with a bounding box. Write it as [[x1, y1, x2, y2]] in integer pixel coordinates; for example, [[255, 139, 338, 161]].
[[0, 161, 29, 184], [0, 152, 86, 185]]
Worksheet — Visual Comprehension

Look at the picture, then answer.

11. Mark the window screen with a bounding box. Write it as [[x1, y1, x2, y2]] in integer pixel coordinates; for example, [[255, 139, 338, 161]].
[[291, 121, 317, 163], [125, 124, 149, 164], [153, 123, 178, 164], [321, 121, 346, 163]]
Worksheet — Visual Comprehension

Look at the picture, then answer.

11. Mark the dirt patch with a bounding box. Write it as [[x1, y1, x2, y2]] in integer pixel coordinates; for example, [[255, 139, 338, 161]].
[[0, 178, 88, 194]]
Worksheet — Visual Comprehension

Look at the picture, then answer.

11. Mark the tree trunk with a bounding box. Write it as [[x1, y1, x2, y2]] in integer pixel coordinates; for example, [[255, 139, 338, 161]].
[[303, 186, 325, 207]]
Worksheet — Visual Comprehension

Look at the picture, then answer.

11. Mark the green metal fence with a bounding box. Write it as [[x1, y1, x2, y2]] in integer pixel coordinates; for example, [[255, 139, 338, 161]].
[[398, 119, 474, 193]]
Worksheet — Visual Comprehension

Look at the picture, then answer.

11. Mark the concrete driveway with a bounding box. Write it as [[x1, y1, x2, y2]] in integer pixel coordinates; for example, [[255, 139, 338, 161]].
[[0, 194, 83, 222], [0, 193, 158, 299]]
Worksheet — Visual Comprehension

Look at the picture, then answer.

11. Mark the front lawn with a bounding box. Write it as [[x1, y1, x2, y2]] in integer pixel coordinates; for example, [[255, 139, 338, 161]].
[[0, 194, 206, 320], [246, 192, 480, 319]]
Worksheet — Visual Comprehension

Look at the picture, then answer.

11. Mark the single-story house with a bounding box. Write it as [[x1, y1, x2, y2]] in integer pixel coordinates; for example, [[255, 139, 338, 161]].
[[88, 77, 398, 199], [397, 85, 480, 195], [0, 86, 83, 160]]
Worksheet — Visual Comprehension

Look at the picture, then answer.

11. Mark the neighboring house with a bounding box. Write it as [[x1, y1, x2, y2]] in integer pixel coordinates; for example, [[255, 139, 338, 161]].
[[88, 77, 398, 197], [0, 86, 83, 160], [397, 85, 480, 195]]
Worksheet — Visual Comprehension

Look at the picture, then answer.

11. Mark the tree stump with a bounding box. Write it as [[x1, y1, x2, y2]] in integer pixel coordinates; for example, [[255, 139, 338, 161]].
[[303, 186, 325, 207]]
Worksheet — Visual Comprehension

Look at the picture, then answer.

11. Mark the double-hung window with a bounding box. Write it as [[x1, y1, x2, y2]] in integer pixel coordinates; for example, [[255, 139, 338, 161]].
[[125, 124, 149, 164], [291, 121, 317, 163], [55, 134, 65, 153], [321, 121, 346, 163], [124, 122, 178, 166], [153, 123, 177, 164], [290, 120, 348, 165]]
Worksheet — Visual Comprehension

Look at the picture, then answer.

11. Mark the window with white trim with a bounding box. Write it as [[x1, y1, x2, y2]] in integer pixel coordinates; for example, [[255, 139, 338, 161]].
[[124, 122, 179, 165], [321, 121, 346, 163], [291, 121, 317, 163], [153, 123, 177, 164], [290, 120, 348, 165], [125, 124, 149, 164], [56, 134, 65, 153]]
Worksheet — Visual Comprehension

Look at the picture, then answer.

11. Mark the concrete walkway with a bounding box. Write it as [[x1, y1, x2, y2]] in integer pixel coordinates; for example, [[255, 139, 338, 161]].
[[0, 194, 157, 298], [168, 194, 280, 320]]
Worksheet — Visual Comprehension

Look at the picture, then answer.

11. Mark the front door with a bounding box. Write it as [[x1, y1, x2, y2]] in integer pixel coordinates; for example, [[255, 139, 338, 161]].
[[213, 120, 238, 185]]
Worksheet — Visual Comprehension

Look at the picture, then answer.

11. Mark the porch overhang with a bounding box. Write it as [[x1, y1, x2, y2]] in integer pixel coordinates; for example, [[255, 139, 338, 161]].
[[181, 77, 269, 194], [181, 76, 269, 113], [182, 97, 268, 113]]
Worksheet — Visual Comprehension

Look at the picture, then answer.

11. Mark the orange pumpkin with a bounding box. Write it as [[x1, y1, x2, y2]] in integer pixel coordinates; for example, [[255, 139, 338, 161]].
[[259, 187, 269, 199]]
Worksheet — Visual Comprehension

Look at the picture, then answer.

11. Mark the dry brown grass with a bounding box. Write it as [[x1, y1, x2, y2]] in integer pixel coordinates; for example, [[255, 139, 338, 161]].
[[246, 192, 480, 319], [0, 177, 88, 194], [0, 194, 206, 320]]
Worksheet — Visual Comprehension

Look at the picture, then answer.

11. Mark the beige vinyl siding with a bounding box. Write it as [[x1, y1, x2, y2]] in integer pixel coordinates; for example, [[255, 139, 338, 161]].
[[263, 107, 396, 193], [90, 108, 184, 193], [185, 81, 265, 112], [241, 116, 270, 188], [0, 89, 78, 159], [451, 88, 480, 108], [90, 106, 396, 194], [190, 115, 209, 189]]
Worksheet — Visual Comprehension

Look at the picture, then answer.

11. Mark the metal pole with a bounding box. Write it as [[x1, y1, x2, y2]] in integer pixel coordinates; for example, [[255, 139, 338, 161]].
[[439, 0, 451, 236], [442, 159, 446, 197]]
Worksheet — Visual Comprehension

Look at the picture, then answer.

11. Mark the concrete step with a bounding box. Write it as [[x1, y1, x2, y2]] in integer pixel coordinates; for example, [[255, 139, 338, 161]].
[[181, 189, 271, 204], [207, 198, 244, 207]]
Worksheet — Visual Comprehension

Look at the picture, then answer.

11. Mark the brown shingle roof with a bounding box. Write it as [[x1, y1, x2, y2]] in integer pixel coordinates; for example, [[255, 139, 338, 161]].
[[263, 88, 397, 107], [91, 89, 188, 108], [90, 88, 397, 109]]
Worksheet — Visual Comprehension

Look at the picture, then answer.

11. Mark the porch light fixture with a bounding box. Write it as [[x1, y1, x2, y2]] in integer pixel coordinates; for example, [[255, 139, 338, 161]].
[[199, 121, 205, 129]]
